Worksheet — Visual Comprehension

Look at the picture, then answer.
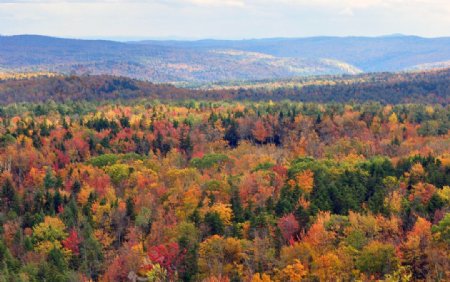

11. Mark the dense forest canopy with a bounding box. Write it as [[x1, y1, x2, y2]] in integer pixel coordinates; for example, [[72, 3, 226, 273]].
[[0, 99, 448, 281], [0, 68, 449, 105]]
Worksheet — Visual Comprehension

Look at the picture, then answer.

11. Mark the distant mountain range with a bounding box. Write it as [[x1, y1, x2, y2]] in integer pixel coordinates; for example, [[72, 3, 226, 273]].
[[1, 35, 450, 84]]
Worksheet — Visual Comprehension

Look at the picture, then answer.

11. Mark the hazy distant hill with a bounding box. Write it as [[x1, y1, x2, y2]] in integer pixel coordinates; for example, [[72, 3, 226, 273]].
[[139, 35, 450, 72], [1, 35, 450, 83]]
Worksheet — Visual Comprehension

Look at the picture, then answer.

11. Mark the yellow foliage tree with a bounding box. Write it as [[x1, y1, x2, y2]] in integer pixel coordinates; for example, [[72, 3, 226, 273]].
[[208, 203, 233, 226], [198, 235, 249, 279], [32, 216, 67, 255], [251, 273, 272, 282], [313, 253, 343, 281], [295, 169, 314, 194], [276, 259, 307, 281]]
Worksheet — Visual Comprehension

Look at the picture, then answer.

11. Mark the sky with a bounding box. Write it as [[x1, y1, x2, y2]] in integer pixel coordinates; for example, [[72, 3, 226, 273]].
[[0, 0, 449, 40]]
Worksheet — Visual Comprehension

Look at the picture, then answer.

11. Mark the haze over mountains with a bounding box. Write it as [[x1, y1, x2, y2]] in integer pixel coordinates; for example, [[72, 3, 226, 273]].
[[1, 35, 450, 84]]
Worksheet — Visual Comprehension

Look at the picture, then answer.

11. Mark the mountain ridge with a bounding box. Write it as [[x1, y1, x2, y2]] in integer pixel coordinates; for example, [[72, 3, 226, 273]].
[[1, 34, 450, 83]]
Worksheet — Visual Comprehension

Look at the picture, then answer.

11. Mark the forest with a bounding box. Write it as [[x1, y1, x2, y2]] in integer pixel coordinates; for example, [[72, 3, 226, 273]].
[[0, 98, 448, 281], [1, 35, 450, 83], [0, 68, 449, 105]]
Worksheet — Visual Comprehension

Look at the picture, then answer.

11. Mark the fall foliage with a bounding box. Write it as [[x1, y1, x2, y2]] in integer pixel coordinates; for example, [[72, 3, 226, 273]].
[[0, 99, 448, 281]]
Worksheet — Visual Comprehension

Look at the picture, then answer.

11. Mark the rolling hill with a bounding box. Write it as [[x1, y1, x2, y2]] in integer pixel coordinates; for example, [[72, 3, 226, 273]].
[[1, 35, 450, 84], [0, 68, 448, 105], [144, 35, 450, 72]]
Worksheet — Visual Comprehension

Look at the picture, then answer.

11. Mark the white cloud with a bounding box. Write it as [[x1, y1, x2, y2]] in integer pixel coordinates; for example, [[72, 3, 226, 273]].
[[339, 7, 354, 16], [0, 0, 449, 38], [0, 0, 448, 10], [186, 0, 245, 7]]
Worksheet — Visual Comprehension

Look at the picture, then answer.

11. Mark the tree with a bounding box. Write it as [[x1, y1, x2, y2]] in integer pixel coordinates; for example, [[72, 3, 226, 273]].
[[204, 212, 225, 236], [62, 229, 81, 255], [295, 169, 314, 194], [303, 212, 334, 254], [135, 207, 152, 247], [280, 242, 313, 270], [230, 186, 244, 223], [79, 227, 104, 280], [401, 217, 432, 279], [252, 120, 269, 143], [0, 239, 20, 280], [61, 198, 79, 228], [208, 203, 232, 226], [103, 242, 143, 282], [1, 178, 19, 213], [432, 212, 450, 244], [44, 167, 56, 189], [126, 197, 136, 220], [251, 273, 272, 282], [275, 259, 307, 281], [313, 253, 342, 281], [180, 130, 194, 158], [356, 241, 398, 278], [409, 182, 436, 204], [37, 247, 71, 282], [224, 121, 239, 148], [198, 236, 248, 279], [177, 222, 199, 282], [146, 264, 168, 282], [32, 216, 68, 255], [148, 242, 183, 277], [105, 164, 129, 186], [277, 213, 299, 242]]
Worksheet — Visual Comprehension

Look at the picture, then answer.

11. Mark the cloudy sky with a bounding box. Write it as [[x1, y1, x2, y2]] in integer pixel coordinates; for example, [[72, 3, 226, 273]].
[[0, 0, 449, 39]]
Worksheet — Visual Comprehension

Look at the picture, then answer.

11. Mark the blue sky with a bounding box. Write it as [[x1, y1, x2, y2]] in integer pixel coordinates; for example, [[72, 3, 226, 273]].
[[0, 0, 449, 39]]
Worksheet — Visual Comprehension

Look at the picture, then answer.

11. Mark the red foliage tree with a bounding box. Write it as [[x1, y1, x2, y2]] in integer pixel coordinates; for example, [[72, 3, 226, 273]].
[[278, 213, 300, 242], [62, 229, 81, 255], [148, 242, 185, 276]]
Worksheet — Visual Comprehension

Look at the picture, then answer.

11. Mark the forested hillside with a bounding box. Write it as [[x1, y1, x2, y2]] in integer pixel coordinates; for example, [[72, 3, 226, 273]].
[[0, 100, 448, 281], [1, 35, 450, 83], [139, 35, 450, 72], [0, 35, 360, 83], [0, 68, 449, 104]]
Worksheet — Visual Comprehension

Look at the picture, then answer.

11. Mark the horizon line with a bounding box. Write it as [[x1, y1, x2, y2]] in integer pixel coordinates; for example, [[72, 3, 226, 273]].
[[2, 33, 450, 42]]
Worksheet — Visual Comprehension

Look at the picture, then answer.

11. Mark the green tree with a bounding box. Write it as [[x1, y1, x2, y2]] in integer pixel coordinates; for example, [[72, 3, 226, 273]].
[[357, 241, 398, 278], [224, 121, 239, 148], [204, 212, 224, 236], [432, 213, 450, 244], [177, 222, 199, 282], [44, 167, 56, 189]]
